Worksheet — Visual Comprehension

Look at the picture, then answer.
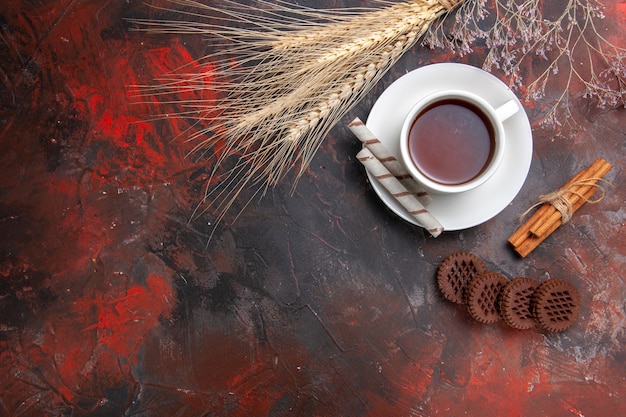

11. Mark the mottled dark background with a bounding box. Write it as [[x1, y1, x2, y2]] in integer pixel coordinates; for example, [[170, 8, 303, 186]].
[[0, 1, 624, 416]]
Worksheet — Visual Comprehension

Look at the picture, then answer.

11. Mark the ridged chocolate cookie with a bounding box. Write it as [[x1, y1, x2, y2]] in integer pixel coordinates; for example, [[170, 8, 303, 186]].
[[436, 252, 488, 304], [499, 277, 539, 330], [465, 272, 509, 324], [532, 278, 580, 332]]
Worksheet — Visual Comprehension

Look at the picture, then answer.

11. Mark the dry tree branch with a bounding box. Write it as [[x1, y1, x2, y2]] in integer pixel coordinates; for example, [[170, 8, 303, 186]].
[[423, 0, 626, 127]]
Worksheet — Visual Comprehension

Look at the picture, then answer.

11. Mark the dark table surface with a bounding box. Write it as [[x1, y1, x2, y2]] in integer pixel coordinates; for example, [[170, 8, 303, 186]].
[[1, 1, 624, 416]]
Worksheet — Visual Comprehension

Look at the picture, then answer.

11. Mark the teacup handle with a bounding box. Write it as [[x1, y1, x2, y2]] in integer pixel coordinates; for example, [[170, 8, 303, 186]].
[[495, 99, 519, 122]]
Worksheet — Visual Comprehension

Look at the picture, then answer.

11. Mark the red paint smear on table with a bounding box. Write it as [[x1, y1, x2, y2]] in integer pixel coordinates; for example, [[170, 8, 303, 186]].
[[131, 41, 221, 142], [607, 3, 626, 48], [1, 2, 224, 278], [0, 273, 175, 412], [2, 2, 224, 414], [614, 3, 626, 21], [63, 40, 221, 192], [76, 273, 174, 363]]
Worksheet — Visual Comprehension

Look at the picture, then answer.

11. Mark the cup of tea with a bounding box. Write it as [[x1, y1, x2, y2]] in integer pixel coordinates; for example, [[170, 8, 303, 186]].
[[399, 90, 519, 194]]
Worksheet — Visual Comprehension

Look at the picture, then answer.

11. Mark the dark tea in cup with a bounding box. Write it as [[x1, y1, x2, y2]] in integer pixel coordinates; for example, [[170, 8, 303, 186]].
[[407, 99, 495, 185], [400, 90, 518, 194]]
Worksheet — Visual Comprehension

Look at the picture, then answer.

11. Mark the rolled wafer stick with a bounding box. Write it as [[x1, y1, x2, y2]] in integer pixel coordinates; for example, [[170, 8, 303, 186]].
[[348, 117, 431, 206], [357, 147, 443, 237]]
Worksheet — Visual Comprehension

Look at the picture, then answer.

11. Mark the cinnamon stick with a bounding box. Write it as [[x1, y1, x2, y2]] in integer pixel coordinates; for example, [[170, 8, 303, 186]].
[[514, 181, 606, 257], [508, 158, 612, 257], [529, 159, 612, 237], [507, 168, 588, 248]]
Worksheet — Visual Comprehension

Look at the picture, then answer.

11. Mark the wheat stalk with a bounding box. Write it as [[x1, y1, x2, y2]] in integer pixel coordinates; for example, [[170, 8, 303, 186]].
[[130, 0, 463, 229]]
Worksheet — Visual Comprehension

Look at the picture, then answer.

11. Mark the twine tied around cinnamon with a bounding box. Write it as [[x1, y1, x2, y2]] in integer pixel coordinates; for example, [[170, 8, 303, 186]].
[[508, 157, 613, 257], [519, 178, 613, 224]]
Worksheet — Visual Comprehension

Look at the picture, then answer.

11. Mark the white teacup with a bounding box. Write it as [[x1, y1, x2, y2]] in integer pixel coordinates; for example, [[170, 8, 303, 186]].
[[399, 90, 519, 194]]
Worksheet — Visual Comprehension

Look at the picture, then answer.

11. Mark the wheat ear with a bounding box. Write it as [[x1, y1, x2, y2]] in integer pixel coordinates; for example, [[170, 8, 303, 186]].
[[130, 0, 464, 228]]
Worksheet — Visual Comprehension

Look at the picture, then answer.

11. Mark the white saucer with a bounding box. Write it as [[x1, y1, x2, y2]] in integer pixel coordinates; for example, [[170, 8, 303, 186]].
[[365, 63, 533, 231]]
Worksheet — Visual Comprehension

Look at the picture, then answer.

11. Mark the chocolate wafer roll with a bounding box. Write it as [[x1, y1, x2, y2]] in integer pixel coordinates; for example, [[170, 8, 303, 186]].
[[349, 117, 431, 206], [357, 147, 443, 237]]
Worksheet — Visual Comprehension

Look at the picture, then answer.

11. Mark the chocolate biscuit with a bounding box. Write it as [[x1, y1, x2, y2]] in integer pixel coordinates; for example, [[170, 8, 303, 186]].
[[499, 277, 539, 330], [532, 278, 580, 332], [465, 272, 508, 324], [436, 252, 488, 304]]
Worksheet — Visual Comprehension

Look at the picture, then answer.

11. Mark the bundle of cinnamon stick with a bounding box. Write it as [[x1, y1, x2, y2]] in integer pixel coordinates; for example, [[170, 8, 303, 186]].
[[508, 158, 613, 257]]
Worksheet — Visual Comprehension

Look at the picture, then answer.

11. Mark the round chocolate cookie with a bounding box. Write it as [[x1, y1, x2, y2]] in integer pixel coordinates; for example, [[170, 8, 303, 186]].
[[465, 272, 508, 323], [499, 277, 539, 330], [532, 278, 580, 332], [436, 252, 488, 304]]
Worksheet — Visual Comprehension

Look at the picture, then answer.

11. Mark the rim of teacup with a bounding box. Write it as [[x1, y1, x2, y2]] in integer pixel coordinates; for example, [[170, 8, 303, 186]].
[[399, 89, 507, 195]]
